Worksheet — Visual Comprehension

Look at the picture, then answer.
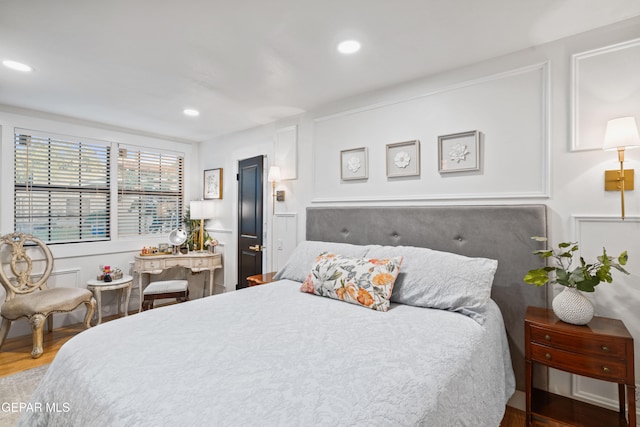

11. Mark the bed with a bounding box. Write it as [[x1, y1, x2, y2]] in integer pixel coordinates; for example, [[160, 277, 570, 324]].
[[20, 205, 547, 426]]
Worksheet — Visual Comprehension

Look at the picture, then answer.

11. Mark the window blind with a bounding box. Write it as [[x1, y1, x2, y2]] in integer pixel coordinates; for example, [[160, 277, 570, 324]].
[[14, 129, 111, 243], [117, 146, 184, 237]]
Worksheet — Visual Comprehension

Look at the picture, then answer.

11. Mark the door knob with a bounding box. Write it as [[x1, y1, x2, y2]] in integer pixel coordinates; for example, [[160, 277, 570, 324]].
[[248, 245, 263, 252]]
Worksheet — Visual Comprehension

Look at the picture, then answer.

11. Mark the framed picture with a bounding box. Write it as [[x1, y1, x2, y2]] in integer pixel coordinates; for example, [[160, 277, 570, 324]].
[[386, 140, 420, 178], [203, 168, 223, 199], [438, 131, 480, 173], [340, 147, 368, 181]]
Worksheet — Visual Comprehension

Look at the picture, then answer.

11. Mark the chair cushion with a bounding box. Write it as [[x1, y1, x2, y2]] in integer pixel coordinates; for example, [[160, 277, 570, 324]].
[[1, 287, 93, 320], [143, 280, 189, 295]]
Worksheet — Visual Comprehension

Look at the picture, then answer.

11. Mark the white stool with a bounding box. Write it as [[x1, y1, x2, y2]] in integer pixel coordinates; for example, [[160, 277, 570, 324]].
[[142, 280, 189, 311]]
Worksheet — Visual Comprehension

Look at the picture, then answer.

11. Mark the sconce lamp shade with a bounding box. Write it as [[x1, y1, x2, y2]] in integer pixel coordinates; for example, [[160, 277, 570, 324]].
[[190, 200, 215, 220], [267, 166, 281, 183], [603, 117, 640, 151]]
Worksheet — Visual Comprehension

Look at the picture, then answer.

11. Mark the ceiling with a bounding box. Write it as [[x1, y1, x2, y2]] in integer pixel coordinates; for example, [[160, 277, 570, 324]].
[[1, 1, 640, 143]]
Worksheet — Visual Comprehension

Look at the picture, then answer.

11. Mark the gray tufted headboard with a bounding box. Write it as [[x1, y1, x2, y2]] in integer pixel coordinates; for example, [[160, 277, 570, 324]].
[[306, 204, 548, 391]]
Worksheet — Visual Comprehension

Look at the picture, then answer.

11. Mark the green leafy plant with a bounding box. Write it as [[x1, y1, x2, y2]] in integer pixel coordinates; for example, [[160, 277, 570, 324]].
[[523, 236, 629, 292]]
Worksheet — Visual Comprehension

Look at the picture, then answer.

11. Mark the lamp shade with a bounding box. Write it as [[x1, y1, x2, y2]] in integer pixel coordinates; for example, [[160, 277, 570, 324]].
[[190, 200, 215, 220], [603, 117, 640, 151], [267, 166, 281, 182]]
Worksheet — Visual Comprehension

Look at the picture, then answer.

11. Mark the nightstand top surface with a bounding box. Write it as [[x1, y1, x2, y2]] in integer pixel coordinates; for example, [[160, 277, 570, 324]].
[[526, 306, 632, 339]]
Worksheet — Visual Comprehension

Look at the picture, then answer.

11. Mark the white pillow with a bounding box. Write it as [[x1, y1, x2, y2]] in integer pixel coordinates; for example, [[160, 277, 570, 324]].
[[274, 241, 371, 283], [366, 245, 498, 323]]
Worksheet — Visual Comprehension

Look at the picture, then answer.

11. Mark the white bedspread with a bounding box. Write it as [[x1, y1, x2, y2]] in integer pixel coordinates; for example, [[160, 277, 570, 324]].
[[20, 280, 515, 426]]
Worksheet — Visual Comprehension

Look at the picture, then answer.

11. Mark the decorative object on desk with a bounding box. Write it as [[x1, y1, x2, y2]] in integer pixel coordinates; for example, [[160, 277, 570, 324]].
[[168, 228, 188, 254], [386, 140, 420, 178], [438, 130, 480, 173], [523, 236, 629, 325], [205, 238, 219, 253], [603, 116, 640, 219], [103, 265, 112, 282], [97, 266, 122, 281], [203, 168, 223, 199], [189, 200, 215, 252]]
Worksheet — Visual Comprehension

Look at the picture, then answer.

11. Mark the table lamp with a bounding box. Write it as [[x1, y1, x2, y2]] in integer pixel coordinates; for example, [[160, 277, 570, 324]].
[[190, 200, 215, 251]]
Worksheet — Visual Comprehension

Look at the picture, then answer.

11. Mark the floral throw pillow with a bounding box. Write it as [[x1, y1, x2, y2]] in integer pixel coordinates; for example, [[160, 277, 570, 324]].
[[300, 252, 403, 312]]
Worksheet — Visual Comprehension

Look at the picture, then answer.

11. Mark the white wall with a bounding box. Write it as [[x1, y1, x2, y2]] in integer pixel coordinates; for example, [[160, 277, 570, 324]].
[[0, 107, 201, 337], [199, 16, 640, 414]]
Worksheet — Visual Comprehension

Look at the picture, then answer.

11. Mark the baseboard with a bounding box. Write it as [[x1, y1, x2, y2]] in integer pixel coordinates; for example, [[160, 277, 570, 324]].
[[508, 390, 525, 411]]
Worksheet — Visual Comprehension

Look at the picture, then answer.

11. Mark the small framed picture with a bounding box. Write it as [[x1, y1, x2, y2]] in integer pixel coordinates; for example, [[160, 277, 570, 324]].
[[386, 140, 420, 178], [438, 131, 480, 173], [203, 168, 223, 199], [340, 147, 368, 181]]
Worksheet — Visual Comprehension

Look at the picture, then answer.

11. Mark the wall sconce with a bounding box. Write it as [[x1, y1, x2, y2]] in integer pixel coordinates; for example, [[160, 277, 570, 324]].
[[603, 116, 640, 219], [267, 166, 284, 214], [190, 200, 215, 251]]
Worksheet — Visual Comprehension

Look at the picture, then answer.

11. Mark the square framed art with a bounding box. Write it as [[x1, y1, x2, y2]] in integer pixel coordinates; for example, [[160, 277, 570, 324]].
[[386, 140, 420, 178], [438, 131, 480, 173], [340, 147, 368, 181]]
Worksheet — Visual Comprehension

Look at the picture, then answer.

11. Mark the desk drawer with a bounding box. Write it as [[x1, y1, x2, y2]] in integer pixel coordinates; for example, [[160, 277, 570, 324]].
[[141, 259, 163, 270], [530, 343, 626, 381], [191, 257, 211, 268], [529, 324, 626, 359], [164, 258, 186, 268]]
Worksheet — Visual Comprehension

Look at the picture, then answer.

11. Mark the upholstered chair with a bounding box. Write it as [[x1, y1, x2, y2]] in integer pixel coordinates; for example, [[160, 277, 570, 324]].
[[0, 233, 95, 358]]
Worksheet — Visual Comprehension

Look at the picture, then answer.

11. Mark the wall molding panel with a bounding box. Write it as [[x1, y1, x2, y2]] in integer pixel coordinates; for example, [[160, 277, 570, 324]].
[[571, 38, 640, 151], [312, 62, 550, 203], [570, 215, 640, 418]]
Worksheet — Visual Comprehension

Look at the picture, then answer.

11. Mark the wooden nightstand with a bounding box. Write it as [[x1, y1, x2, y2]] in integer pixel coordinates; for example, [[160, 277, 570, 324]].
[[247, 272, 277, 287], [525, 306, 636, 427]]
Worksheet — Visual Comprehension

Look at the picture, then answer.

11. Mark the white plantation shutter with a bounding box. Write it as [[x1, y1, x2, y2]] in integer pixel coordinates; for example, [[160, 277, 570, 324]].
[[14, 129, 111, 243], [117, 146, 184, 237]]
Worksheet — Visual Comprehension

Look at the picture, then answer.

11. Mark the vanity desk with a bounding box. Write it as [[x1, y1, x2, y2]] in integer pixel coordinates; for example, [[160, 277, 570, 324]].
[[133, 252, 222, 311]]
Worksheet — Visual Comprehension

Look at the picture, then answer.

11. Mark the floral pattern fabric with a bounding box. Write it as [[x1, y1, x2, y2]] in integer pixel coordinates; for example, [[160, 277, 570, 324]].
[[300, 252, 403, 311]]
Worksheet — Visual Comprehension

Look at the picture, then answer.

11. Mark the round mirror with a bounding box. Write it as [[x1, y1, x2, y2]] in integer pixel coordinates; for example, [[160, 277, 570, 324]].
[[168, 229, 187, 246]]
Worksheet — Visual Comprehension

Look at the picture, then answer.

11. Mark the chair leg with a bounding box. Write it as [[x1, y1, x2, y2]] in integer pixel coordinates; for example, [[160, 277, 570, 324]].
[[30, 314, 47, 359], [0, 318, 12, 351], [47, 315, 53, 333], [83, 298, 96, 329]]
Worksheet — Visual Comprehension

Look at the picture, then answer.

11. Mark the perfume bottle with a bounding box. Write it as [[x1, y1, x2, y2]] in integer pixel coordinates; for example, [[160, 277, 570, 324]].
[[103, 265, 112, 282]]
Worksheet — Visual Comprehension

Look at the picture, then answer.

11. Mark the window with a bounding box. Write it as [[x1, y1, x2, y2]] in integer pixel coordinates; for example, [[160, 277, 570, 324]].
[[14, 129, 111, 243], [117, 146, 184, 237]]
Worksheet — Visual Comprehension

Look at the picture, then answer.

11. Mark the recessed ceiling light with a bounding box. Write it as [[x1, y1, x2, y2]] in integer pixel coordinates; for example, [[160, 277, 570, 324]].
[[337, 40, 361, 55], [183, 108, 200, 117], [2, 59, 33, 72]]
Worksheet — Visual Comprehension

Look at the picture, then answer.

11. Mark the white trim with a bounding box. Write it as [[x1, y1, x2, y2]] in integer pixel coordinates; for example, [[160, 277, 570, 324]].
[[49, 268, 81, 288], [571, 38, 640, 152], [312, 192, 549, 204], [572, 214, 640, 240]]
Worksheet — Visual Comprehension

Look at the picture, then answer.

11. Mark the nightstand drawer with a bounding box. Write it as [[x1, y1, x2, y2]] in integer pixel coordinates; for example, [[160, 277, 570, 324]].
[[529, 324, 626, 359], [530, 343, 626, 381]]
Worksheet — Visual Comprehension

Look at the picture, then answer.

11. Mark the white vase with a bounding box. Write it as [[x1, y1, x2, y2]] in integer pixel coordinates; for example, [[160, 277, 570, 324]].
[[552, 286, 594, 325]]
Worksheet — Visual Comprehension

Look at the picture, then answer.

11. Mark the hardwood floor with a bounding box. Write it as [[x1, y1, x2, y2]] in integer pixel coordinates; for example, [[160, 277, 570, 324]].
[[0, 312, 129, 378], [0, 316, 558, 427]]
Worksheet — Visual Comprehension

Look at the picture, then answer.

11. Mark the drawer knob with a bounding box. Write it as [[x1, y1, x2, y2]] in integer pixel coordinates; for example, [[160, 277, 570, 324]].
[[601, 346, 609, 352], [544, 334, 551, 341], [545, 353, 551, 360], [602, 366, 610, 373]]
